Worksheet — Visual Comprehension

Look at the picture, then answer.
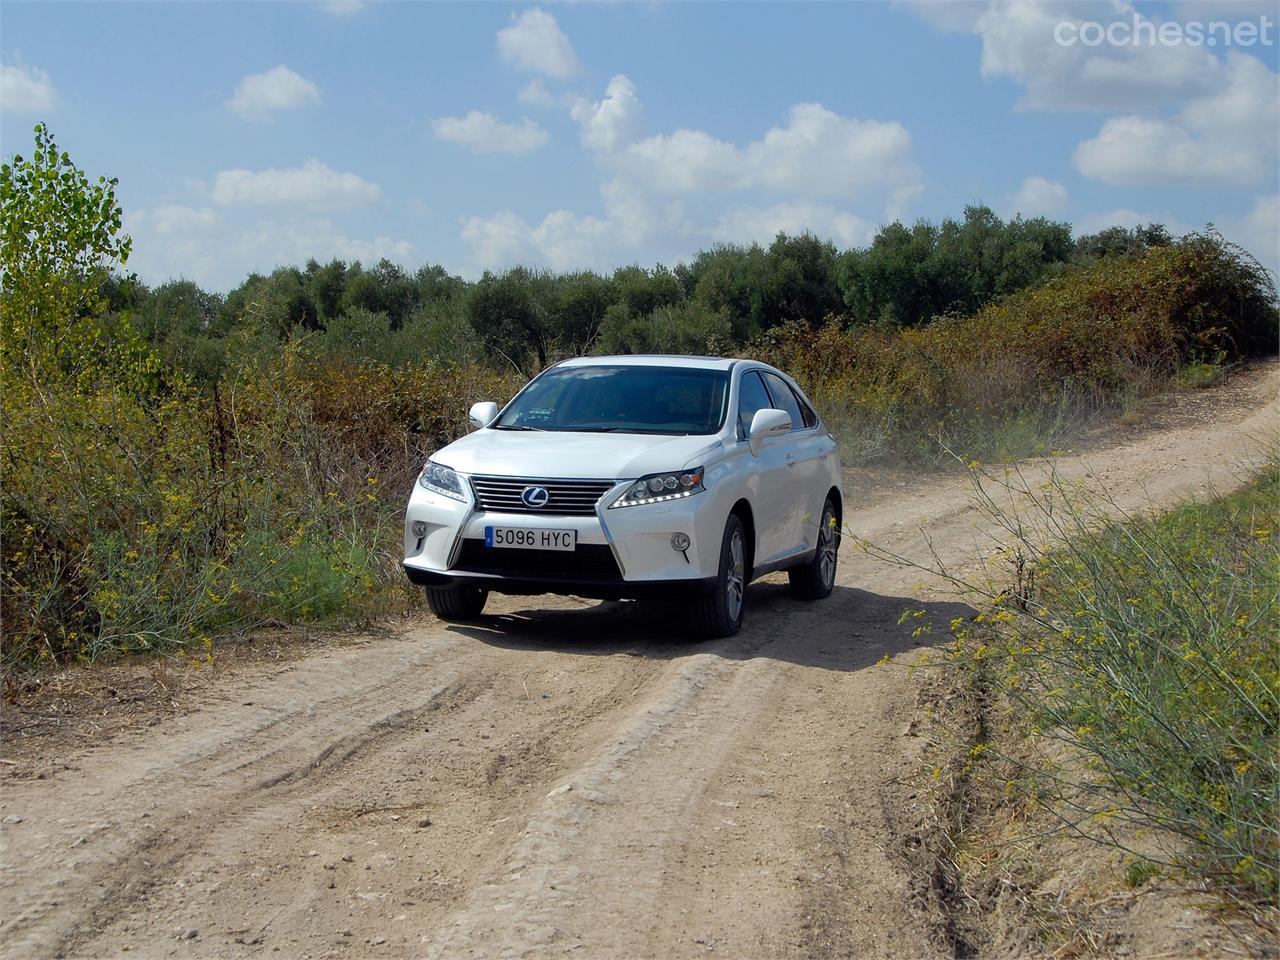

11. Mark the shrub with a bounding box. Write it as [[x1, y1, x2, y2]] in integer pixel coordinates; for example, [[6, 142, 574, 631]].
[[752, 233, 1277, 464], [1, 351, 520, 671], [882, 462, 1280, 904]]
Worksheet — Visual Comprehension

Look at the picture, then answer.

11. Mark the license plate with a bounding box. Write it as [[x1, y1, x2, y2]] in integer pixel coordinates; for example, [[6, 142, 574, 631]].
[[484, 526, 577, 551]]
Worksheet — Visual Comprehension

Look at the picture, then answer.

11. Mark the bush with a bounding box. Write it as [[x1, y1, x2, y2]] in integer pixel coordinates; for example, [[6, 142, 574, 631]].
[[903, 462, 1280, 904], [752, 233, 1278, 464], [1, 351, 520, 671]]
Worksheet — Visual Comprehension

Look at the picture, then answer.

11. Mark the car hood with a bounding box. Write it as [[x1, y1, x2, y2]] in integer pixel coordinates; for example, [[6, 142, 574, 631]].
[[432, 430, 724, 480]]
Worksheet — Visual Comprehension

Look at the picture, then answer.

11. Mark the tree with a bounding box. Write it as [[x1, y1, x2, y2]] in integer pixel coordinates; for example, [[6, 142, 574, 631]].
[[838, 207, 1074, 328], [303, 258, 350, 327], [467, 267, 554, 375], [760, 232, 843, 328], [1, 123, 158, 392], [340, 259, 417, 329], [553, 271, 617, 354], [1074, 224, 1175, 262], [688, 243, 769, 340], [612, 264, 683, 318]]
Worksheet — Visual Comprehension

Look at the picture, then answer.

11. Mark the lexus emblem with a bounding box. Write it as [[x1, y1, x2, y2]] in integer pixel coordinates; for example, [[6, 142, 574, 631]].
[[521, 485, 550, 508]]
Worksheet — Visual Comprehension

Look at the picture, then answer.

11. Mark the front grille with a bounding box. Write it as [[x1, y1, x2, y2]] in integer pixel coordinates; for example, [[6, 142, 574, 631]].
[[454, 541, 623, 582], [469, 475, 615, 517]]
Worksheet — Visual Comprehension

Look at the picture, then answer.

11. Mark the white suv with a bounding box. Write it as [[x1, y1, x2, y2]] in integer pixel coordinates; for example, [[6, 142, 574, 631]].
[[402, 356, 842, 637]]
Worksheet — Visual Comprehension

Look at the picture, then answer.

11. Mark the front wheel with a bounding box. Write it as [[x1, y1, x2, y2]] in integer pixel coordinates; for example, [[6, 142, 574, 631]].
[[425, 585, 489, 621], [688, 514, 748, 639], [789, 497, 840, 600]]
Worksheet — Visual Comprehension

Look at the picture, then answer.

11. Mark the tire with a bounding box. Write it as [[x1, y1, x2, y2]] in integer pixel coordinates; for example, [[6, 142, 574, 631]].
[[425, 584, 489, 621], [688, 513, 748, 639], [789, 497, 840, 600]]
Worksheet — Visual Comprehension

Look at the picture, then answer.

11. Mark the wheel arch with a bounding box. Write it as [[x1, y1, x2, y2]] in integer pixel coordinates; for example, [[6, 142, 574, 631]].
[[729, 498, 756, 579], [826, 486, 843, 525]]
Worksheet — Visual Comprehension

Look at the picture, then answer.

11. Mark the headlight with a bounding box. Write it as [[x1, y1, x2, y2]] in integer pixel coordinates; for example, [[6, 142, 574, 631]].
[[610, 467, 705, 508], [418, 459, 466, 501]]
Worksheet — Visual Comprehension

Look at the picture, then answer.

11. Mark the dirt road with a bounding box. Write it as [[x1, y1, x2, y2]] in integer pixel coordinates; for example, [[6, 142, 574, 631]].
[[2, 364, 1276, 960]]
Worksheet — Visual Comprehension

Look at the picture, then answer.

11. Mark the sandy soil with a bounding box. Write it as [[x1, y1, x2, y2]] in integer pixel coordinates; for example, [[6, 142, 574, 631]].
[[1, 362, 1276, 960]]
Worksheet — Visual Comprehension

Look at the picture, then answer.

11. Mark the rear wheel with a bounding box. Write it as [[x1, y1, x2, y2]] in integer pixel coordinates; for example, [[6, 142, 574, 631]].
[[425, 585, 489, 621], [789, 497, 840, 600], [688, 514, 748, 639]]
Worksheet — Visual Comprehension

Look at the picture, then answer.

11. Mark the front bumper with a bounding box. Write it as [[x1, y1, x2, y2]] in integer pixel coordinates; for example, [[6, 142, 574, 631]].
[[401, 562, 717, 600], [402, 476, 723, 598]]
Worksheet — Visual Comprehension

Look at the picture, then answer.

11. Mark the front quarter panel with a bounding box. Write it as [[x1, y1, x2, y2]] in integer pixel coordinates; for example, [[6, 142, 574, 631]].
[[404, 480, 473, 571]]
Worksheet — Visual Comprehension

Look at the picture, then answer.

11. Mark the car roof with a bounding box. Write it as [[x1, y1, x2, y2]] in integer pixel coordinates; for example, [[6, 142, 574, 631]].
[[556, 354, 741, 372]]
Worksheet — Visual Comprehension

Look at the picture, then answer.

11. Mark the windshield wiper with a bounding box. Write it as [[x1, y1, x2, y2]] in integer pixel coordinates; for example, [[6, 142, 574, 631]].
[[572, 427, 673, 434], [491, 424, 547, 432]]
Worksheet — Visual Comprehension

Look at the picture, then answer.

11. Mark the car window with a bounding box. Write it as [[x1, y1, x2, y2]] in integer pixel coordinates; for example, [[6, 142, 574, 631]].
[[736, 371, 773, 440], [762, 372, 805, 432], [791, 385, 817, 428], [494, 365, 730, 435]]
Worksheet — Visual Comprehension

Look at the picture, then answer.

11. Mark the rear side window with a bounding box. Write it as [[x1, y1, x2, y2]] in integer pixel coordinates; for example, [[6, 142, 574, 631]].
[[736, 371, 773, 440], [762, 372, 805, 432], [792, 386, 817, 428]]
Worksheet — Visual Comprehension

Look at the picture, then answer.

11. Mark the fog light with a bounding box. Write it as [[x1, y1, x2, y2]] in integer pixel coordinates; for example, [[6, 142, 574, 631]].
[[670, 532, 691, 552], [411, 521, 428, 538]]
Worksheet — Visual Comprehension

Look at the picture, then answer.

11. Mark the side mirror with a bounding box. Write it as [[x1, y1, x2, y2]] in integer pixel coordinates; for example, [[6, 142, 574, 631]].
[[468, 401, 499, 430], [748, 408, 791, 455]]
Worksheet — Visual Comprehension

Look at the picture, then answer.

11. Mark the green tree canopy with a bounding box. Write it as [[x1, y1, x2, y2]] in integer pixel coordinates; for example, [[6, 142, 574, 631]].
[[1, 123, 159, 393]]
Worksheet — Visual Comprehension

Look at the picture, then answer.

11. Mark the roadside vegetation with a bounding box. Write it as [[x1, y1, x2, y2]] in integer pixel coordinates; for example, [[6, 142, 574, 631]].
[[880, 460, 1279, 950], [2, 124, 1276, 674]]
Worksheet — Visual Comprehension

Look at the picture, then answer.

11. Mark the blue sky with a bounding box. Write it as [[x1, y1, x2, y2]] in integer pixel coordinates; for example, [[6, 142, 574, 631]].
[[2, 0, 1277, 290]]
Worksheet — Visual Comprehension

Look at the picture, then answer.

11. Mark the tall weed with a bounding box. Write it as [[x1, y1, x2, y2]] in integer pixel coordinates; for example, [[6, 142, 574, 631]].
[[868, 460, 1279, 903]]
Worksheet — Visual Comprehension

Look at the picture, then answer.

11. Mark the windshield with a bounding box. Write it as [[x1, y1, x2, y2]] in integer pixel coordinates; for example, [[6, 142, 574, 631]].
[[493, 365, 730, 436]]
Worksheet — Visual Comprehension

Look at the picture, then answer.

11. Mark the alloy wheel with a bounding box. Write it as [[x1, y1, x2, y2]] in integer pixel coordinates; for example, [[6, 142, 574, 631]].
[[818, 506, 838, 588], [725, 529, 745, 621]]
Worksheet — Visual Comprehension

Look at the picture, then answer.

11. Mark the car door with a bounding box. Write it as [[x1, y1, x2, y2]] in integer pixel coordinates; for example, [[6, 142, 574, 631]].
[[784, 383, 838, 546], [760, 372, 825, 554], [736, 370, 797, 564]]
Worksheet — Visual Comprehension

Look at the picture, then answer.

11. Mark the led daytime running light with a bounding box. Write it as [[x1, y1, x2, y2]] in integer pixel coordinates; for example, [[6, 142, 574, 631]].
[[611, 468, 705, 508]]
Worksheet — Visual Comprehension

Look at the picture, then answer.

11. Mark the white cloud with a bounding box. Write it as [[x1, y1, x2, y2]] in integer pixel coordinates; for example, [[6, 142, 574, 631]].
[[517, 79, 558, 108], [462, 75, 919, 272], [126, 207, 412, 291], [570, 77, 918, 203], [321, 0, 366, 14], [611, 99, 920, 202], [1008, 176, 1069, 216], [906, 3, 1278, 189], [462, 208, 610, 272], [0, 63, 57, 114], [1218, 193, 1280, 277], [906, 0, 1223, 111], [497, 8, 580, 79], [143, 205, 224, 235], [1074, 53, 1278, 185], [906, 0, 1223, 110], [212, 159, 381, 210], [433, 111, 549, 155], [990, 4, 1220, 110], [1169, 1, 1278, 20], [708, 203, 875, 249], [571, 75, 644, 154], [461, 210, 531, 267], [228, 65, 321, 122]]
